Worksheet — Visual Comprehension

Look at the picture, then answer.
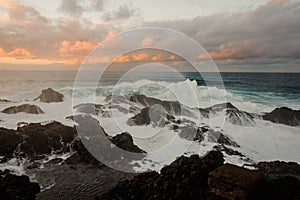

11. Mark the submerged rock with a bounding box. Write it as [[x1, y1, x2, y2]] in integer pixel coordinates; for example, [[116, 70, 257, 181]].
[[34, 88, 64, 103], [263, 107, 300, 126], [1, 104, 44, 114]]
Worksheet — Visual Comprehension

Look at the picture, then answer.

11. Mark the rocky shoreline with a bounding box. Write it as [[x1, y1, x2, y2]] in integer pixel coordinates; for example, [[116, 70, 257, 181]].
[[0, 89, 299, 199]]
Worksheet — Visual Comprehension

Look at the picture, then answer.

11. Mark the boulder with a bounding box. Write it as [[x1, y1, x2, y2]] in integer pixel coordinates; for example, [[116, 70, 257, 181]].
[[17, 122, 76, 156], [34, 88, 64, 103], [263, 107, 300, 126], [111, 132, 145, 154], [2, 104, 44, 114]]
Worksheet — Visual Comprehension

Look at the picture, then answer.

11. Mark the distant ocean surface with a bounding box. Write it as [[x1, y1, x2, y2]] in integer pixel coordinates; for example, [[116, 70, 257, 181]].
[[0, 70, 299, 113]]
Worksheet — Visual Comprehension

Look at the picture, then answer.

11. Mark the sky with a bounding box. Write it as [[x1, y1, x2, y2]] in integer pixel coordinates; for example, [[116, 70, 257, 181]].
[[0, 0, 299, 72]]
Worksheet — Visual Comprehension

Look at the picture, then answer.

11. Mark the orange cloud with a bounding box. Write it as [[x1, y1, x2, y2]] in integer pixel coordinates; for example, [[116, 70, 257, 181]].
[[105, 31, 117, 40], [0, 47, 35, 59], [59, 40, 96, 55], [115, 55, 130, 63], [132, 53, 148, 61]]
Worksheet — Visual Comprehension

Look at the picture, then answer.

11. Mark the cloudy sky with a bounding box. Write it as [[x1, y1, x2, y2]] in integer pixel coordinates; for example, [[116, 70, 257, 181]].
[[0, 0, 299, 72]]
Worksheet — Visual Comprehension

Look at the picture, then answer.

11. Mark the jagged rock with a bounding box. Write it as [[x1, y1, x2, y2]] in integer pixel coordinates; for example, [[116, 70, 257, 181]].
[[257, 160, 300, 175], [208, 164, 263, 200], [111, 132, 145, 153], [214, 145, 244, 157], [45, 158, 64, 165], [0, 173, 40, 200], [206, 102, 256, 126], [1, 104, 44, 114], [34, 88, 64, 103], [26, 162, 41, 169], [11, 122, 76, 157], [100, 151, 224, 200], [177, 125, 204, 142], [263, 107, 300, 126], [74, 103, 103, 115], [0, 99, 11, 103], [0, 127, 22, 157]]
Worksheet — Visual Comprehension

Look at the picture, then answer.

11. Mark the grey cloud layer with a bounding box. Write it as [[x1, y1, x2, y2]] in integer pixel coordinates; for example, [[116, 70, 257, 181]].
[[1, 0, 299, 68]]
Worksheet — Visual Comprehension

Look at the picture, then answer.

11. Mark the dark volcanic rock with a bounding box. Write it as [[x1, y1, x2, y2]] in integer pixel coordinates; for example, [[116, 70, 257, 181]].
[[207, 102, 256, 126], [263, 107, 300, 126], [0, 173, 40, 200], [128, 106, 173, 127], [100, 151, 224, 200], [258, 160, 300, 175], [208, 164, 263, 200], [2, 104, 44, 114], [111, 132, 145, 154], [0, 127, 22, 157], [34, 88, 64, 103], [74, 103, 103, 115], [17, 122, 76, 157]]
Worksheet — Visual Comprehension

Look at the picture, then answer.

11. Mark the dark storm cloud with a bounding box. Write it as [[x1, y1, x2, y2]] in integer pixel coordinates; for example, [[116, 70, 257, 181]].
[[144, 0, 300, 64], [102, 4, 141, 21], [58, 0, 105, 17]]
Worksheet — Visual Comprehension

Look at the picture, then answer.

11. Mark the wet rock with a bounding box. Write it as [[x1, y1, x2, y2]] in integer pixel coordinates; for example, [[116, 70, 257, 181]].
[[0, 156, 7, 164], [257, 160, 300, 175], [214, 145, 244, 157], [0, 127, 22, 157], [111, 132, 145, 154], [17, 121, 76, 157], [34, 88, 64, 103], [26, 162, 41, 169], [208, 164, 263, 200], [178, 125, 204, 142], [1, 104, 44, 114], [45, 158, 64, 165], [206, 102, 256, 126], [0, 173, 40, 200], [0, 99, 11, 103], [263, 107, 300, 126], [100, 151, 224, 200], [74, 103, 103, 115]]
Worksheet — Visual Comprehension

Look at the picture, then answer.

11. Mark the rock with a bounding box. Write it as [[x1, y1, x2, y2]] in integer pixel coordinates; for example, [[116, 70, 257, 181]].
[[0, 99, 11, 103], [0, 173, 40, 199], [208, 164, 263, 200], [206, 102, 256, 126], [45, 158, 64, 165], [17, 121, 76, 157], [100, 151, 224, 200], [257, 160, 300, 175], [74, 103, 103, 115], [0, 156, 7, 163], [178, 125, 204, 142], [263, 107, 300, 126], [0, 127, 22, 157], [26, 162, 41, 169], [1, 104, 44, 114], [214, 145, 244, 157], [34, 88, 64, 103], [111, 132, 145, 154]]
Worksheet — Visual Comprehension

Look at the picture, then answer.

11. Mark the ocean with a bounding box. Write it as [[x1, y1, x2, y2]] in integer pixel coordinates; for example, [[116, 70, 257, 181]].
[[0, 70, 299, 173], [0, 71, 299, 112]]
